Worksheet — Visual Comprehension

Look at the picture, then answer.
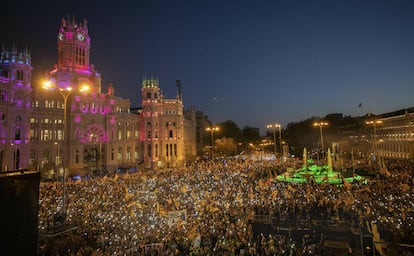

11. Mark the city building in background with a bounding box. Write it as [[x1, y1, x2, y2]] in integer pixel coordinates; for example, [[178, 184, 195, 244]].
[[376, 108, 414, 160], [1, 17, 198, 177], [0, 46, 33, 171], [140, 78, 197, 168]]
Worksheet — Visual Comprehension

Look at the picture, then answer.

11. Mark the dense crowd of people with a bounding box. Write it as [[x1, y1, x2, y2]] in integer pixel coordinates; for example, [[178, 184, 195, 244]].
[[37, 158, 414, 255]]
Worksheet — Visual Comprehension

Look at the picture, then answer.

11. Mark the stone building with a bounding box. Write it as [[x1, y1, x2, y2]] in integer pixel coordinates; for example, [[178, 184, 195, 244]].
[[0, 46, 33, 171], [0, 17, 198, 177]]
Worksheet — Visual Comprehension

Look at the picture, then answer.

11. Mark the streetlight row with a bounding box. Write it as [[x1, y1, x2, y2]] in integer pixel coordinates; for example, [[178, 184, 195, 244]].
[[266, 123, 282, 158], [205, 126, 219, 160]]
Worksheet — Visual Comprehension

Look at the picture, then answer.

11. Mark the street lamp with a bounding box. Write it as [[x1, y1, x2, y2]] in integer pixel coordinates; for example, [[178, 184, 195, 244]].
[[43, 80, 90, 221], [54, 142, 60, 177], [313, 121, 328, 162], [206, 126, 219, 160], [10, 143, 16, 170], [366, 120, 383, 161], [266, 123, 282, 158]]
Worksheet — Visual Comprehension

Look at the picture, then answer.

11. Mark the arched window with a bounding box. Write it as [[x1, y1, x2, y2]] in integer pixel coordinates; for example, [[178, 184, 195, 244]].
[[16, 70, 24, 80]]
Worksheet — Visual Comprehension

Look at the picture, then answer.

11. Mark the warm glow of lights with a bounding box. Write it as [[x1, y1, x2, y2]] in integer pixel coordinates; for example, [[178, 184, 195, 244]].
[[366, 120, 383, 125], [313, 121, 328, 127], [266, 123, 281, 129], [80, 84, 91, 92], [42, 80, 52, 89], [206, 127, 219, 132]]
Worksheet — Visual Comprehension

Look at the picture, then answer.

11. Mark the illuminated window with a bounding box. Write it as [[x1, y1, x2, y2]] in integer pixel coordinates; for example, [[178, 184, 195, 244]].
[[29, 129, 34, 141], [126, 147, 131, 160], [57, 130, 63, 140], [118, 147, 122, 160], [126, 130, 131, 139], [117, 130, 122, 140]]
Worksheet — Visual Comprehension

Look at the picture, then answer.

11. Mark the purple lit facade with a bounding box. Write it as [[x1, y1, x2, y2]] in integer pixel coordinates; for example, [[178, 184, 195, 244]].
[[0, 17, 198, 177], [0, 47, 32, 170]]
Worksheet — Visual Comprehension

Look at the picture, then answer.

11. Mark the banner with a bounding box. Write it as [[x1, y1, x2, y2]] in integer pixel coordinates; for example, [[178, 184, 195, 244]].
[[168, 209, 187, 226]]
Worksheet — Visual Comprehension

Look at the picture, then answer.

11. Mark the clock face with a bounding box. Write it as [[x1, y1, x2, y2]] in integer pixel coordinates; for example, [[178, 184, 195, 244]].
[[77, 33, 85, 41], [58, 33, 64, 40]]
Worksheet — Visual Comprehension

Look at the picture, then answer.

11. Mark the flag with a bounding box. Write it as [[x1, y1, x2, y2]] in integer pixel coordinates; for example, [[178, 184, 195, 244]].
[[287, 184, 296, 191], [188, 225, 199, 240]]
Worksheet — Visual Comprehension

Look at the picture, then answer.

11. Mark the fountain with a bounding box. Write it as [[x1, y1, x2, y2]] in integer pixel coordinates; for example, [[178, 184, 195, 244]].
[[276, 147, 366, 184]]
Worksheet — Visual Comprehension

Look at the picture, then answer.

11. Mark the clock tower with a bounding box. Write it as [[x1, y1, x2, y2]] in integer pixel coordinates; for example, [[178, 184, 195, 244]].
[[51, 16, 101, 94], [57, 16, 91, 71]]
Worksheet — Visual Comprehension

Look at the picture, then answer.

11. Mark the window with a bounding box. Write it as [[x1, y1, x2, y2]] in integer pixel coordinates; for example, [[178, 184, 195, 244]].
[[126, 147, 131, 160], [169, 130, 173, 138], [16, 70, 24, 80], [0, 90, 7, 102], [15, 128, 21, 140], [75, 150, 79, 163], [118, 147, 122, 160], [147, 144, 152, 157], [146, 92, 151, 99]]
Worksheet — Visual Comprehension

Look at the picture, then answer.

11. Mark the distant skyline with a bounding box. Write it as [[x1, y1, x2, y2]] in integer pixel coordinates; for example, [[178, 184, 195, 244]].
[[2, 0, 414, 133]]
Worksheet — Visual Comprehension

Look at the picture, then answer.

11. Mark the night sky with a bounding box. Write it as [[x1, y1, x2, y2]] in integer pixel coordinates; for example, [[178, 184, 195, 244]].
[[2, 0, 414, 133]]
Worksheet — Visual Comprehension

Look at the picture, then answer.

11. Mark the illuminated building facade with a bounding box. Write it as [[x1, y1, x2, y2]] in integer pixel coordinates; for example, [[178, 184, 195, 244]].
[[1, 17, 198, 176], [375, 108, 414, 160], [30, 17, 141, 176], [0, 46, 33, 171], [140, 79, 197, 168]]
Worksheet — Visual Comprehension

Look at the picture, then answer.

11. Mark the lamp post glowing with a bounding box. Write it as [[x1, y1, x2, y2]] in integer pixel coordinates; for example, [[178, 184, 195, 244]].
[[366, 120, 383, 161], [313, 122, 328, 162], [43, 80, 90, 221], [206, 126, 219, 160], [266, 123, 282, 158]]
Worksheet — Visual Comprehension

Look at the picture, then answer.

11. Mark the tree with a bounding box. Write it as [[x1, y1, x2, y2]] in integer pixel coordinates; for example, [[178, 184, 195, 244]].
[[215, 137, 236, 156], [217, 120, 243, 142]]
